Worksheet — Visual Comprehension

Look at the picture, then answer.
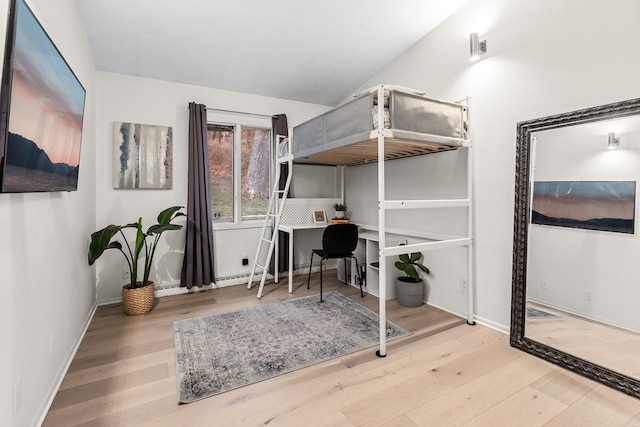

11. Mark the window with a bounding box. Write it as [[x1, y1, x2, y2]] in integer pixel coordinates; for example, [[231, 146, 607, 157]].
[[208, 121, 271, 224]]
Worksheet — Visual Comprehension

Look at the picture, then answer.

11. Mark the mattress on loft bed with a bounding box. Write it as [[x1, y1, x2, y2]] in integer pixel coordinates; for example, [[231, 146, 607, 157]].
[[286, 87, 468, 165]]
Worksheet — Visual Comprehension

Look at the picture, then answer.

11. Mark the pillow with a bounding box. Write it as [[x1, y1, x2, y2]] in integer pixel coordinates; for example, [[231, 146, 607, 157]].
[[351, 85, 426, 98], [351, 85, 426, 107]]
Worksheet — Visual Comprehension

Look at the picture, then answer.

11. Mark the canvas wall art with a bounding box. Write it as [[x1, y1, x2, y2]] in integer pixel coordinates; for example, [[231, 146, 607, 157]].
[[113, 122, 173, 189], [531, 181, 636, 234], [0, 0, 86, 192]]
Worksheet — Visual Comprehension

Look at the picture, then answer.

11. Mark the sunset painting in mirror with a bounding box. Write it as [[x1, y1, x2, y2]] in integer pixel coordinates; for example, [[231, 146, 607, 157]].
[[0, 0, 86, 192], [532, 181, 636, 234]]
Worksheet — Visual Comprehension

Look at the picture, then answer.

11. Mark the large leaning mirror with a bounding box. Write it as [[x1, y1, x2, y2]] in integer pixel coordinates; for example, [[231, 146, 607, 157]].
[[511, 98, 640, 399]]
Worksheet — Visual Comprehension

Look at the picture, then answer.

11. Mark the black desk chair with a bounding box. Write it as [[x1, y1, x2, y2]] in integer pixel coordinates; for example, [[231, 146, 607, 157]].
[[307, 223, 363, 301]]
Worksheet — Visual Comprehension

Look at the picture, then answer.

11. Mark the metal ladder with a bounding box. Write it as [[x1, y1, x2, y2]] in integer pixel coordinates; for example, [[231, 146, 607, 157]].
[[247, 144, 292, 298]]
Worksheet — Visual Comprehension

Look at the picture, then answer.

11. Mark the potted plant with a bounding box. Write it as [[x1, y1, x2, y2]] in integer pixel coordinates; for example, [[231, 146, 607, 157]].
[[88, 206, 187, 315], [394, 252, 430, 307], [333, 203, 348, 219]]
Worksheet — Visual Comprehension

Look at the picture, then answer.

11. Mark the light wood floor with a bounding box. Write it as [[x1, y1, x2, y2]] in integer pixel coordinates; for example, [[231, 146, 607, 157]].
[[44, 273, 640, 426], [526, 302, 640, 380]]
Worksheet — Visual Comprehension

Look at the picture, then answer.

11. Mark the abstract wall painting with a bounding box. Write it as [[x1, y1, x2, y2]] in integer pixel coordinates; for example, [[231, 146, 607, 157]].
[[531, 181, 636, 234], [113, 122, 173, 189]]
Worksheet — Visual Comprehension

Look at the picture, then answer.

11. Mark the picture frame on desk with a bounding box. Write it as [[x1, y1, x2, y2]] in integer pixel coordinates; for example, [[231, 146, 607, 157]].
[[313, 210, 327, 224]]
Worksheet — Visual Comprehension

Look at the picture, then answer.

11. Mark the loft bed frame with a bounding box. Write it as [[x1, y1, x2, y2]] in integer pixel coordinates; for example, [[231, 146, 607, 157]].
[[277, 84, 474, 357]]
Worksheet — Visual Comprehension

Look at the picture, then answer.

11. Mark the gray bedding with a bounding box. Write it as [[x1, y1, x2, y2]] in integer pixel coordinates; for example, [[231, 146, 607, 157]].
[[282, 88, 468, 161]]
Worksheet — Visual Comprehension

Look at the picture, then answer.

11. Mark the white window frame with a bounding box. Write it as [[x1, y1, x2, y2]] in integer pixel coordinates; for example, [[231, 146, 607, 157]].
[[207, 111, 273, 230]]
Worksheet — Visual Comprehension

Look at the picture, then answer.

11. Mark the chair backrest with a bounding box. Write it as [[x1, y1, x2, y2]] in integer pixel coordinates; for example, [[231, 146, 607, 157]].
[[322, 224, 358, 257]]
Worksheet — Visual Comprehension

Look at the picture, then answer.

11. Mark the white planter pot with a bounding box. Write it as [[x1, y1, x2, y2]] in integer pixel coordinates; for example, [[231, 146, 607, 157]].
[[335, 211, 346, 218]]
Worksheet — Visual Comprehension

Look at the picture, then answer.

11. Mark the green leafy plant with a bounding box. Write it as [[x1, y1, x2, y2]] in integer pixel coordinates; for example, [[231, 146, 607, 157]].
[[394, 252, 430, 282], [333, 203, 348, 211], [88, 206, 187, 289]]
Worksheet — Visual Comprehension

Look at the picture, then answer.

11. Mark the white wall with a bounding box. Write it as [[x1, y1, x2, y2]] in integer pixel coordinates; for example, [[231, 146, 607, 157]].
[[346, 152, 471, 316], [0, 1, 97, 426], [527, 118, 640, 331], [351, 0, 640, 329], [95, 72, 331, 302]]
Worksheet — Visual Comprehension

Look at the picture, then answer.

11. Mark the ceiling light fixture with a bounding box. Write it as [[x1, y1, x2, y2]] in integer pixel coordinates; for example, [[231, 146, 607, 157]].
[[470, 33, 487, 61], [608, 132, 620, 149]]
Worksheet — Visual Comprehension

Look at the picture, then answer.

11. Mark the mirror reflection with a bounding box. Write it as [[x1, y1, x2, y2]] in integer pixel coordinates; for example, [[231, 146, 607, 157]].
[[525, 114, 640, 380]]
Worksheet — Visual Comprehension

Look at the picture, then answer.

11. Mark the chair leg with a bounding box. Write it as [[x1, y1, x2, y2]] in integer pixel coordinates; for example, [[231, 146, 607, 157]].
[[353, 255, 364, 297], [307, 252, 314, 289], [319, 258, 324, 302], [343, 257, 347, 284]]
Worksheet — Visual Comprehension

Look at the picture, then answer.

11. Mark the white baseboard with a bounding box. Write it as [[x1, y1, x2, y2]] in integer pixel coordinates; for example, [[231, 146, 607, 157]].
[[425, 299, 468, 321], [97, 266, 325, 302], [473, 314, 509, 335], [420, 299, 509, 335], [97, 296, 121, 306], [34, 301, 97, 427]]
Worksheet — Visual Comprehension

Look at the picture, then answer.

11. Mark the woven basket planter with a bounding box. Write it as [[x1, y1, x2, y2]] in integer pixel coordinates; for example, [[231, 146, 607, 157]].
[[122, 281, 155, 315]]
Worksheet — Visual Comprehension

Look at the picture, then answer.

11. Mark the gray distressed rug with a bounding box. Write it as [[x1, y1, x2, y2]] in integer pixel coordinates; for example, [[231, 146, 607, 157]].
[[527, 307, 558, 319], [173, 291, 410, 403]]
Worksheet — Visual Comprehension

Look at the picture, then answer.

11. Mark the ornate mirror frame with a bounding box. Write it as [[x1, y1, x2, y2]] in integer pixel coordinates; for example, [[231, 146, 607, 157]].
[[510, 97, 640, 399]]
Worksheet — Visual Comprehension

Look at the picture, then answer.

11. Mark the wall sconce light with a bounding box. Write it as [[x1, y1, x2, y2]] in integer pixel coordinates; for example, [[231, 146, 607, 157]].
[[608, 132, 620, 149], [470, 33, 487, 61]]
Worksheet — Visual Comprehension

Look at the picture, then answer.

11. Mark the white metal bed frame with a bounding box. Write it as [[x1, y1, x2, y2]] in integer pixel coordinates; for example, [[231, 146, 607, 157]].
[[259, 84, 475, 357]]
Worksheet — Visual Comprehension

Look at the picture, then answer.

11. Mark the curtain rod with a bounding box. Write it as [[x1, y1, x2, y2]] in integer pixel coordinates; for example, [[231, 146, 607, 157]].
[[204, 107, 277, 119]]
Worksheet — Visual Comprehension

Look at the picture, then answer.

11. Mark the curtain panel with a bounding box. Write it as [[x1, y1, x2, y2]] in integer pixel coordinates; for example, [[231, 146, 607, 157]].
[[181, 102, 215, 288], [269, 114, 289, 274]]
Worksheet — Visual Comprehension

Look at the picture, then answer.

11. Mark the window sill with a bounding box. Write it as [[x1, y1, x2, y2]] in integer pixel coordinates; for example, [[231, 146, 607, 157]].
[[213, 220, 266, 231]]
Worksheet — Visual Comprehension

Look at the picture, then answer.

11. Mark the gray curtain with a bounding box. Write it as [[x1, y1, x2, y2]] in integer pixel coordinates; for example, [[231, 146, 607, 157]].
[[181, 102, 215, 288], [269, 114, 289, 273]]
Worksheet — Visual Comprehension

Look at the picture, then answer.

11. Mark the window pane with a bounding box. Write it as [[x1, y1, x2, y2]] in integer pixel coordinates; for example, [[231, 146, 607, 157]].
[[208, 125, 234, 222], [241, 127, 271, 220]]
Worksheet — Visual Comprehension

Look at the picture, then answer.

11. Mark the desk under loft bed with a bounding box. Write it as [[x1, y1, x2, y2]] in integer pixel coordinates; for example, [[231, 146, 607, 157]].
[[257, 84, 474, 357]]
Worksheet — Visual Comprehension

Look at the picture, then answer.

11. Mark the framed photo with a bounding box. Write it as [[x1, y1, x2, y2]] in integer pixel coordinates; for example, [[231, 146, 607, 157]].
[[532, 181, 636, 234], [313, 210, 327, 224]]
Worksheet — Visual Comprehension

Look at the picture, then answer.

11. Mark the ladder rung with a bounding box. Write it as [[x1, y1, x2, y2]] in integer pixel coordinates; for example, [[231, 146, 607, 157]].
[[249, 165, 290, 295]]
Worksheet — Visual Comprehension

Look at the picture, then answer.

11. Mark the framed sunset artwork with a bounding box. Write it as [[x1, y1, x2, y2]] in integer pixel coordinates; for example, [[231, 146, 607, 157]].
[[531, 181, 636, 234], [0, 0, 86, 192]]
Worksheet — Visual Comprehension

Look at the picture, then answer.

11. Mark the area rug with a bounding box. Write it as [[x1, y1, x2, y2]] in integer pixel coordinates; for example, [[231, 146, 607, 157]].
[[527, 307, 558, 319], [173, 291, 410, 403]]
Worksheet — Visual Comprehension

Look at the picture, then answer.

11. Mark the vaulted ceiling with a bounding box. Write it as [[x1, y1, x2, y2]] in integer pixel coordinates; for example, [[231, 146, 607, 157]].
[[77, 0, 469, 106]]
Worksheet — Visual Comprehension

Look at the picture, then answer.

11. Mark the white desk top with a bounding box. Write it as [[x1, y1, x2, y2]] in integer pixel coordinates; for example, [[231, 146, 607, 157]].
[[278, 223, 327, 232], [278, 224, 408, 247], [358, 230, 407, 246]]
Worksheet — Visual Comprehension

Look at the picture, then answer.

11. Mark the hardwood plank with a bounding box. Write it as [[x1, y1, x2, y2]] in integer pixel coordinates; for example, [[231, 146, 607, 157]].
[[70, 395, 178, 427], [42, 273, 640, 426], [526, 302, 640, 379], [530, 369, 594, 406], [461, 385, 567, 427], [544, 385, 640, 427], [628, 412, 640, 426], [58, 349, 176, 390], [338, 338, 473, 402], [44, 377, 177, 426], [342, 371, 452, 426], [406, 354, 554, 426], [429, 337, 523, 389], [50, 364, 169, 410], [381, 415, 419, 427]]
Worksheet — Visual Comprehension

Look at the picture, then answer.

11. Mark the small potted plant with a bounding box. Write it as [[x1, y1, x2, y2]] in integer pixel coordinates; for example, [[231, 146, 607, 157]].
[[394, 252, 430, 307], [333, 203, 348, 219], [88, 206, 187, 315]]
